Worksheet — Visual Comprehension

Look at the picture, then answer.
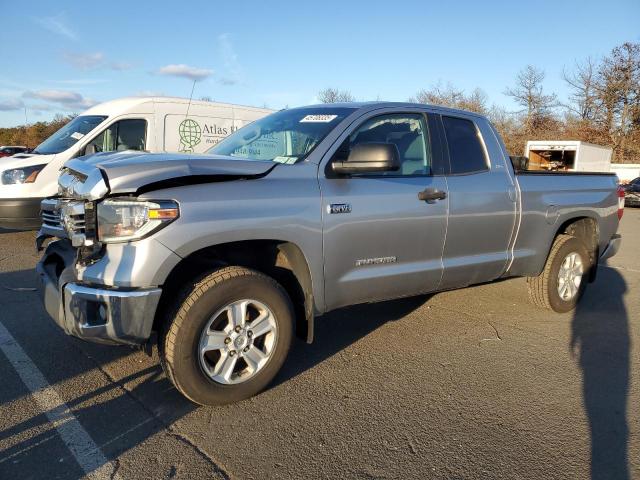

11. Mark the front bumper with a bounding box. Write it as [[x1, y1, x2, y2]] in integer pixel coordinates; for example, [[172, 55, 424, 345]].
[[0, 197, 43, 229], [36, 239, 161, 345]]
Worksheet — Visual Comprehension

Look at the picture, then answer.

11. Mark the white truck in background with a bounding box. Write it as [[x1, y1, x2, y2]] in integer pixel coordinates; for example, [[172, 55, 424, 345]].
[[524, 140, 612, 173], [610, 163, 640, 183], [0, 97, 272, 229]]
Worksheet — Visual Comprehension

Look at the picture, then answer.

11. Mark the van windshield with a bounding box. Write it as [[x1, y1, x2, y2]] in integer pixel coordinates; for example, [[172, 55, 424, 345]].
[[208, 107, 355, 163], [33, 115, 107, 155]]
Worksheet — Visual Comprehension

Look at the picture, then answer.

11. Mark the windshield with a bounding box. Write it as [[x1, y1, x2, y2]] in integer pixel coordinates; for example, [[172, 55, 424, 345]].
[[34, 115, 107, 155], [208, 107, 355, 163]]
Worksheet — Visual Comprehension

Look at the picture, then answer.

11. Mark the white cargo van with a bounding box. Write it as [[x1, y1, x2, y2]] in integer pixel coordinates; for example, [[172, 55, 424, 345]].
[[0, 97, 272, 228], [524, 140, 612, 172]]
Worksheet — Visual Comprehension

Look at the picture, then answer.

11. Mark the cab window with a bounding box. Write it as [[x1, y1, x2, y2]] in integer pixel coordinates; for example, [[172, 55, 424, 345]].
[[85, 119, 147, 154], [441, 116, 488, 174], [338, 113, 431, 176]]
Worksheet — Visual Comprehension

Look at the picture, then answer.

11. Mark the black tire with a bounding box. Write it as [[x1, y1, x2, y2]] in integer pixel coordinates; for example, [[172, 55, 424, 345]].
[[527, 234, 590, 313], [159, 266, 294, 406]]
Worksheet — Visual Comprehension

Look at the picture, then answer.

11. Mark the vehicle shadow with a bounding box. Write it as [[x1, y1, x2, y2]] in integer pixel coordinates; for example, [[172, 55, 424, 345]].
[[0, 268, 197, 479], [571, 266, 630, 480], [0, 260, 429, 478], [272, 294, 431, 387]]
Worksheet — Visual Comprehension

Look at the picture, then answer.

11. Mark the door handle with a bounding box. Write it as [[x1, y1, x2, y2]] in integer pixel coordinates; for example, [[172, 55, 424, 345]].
[[418, 188, 447, 203]]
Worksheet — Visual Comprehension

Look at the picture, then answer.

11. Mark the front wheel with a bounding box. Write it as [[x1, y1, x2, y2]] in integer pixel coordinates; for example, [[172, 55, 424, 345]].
[[527, 234, 590, 313], [159, 266, 294, 405]]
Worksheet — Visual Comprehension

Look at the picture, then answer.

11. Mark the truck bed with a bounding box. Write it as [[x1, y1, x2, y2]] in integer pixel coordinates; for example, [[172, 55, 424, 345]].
[[510, 172, 620, 277]]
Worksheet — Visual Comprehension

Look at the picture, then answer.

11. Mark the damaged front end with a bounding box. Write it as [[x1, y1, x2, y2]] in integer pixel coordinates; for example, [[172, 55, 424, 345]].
[[35, 161, 167, 346], [37, 161, 108, 263], [34, 153, 274, 346]]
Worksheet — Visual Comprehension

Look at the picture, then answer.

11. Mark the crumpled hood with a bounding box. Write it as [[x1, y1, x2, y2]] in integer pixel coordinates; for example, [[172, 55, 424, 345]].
[[70, 151, 277, 194]]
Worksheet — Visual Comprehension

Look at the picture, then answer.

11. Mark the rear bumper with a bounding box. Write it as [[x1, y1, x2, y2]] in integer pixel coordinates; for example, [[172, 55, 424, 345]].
[[0, 197, 43, 229], [600, 234, 622, 261], [36, 239, 161, 345]]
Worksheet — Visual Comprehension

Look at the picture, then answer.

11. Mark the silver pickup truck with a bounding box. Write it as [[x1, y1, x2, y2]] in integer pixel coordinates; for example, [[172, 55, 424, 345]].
[[36, 103, 623, 405]]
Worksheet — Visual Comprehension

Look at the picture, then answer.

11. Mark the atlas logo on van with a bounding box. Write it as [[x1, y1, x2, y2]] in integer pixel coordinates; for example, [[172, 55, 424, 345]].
[[177, 117, 243, 152], [178, 119, 202, 152]]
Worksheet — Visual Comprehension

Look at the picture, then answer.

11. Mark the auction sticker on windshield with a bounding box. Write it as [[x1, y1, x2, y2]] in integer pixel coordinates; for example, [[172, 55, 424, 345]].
[[273, 156, 298, 164], [300, 115, 338, 123], [70, 132, 85, 140]]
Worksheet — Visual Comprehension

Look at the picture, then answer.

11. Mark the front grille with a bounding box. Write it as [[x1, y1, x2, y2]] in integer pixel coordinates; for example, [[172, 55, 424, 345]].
[[42, 209, 62, 230], [40, 199, 65, 235], [40, 198, 86, 240]]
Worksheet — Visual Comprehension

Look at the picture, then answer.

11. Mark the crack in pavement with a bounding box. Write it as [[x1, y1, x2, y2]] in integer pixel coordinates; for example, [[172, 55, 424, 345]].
[[71, 343, 232, 479], [485, 321, 502, 341], [167, 431, 230, 480], [108, 458, 121, 480], [429, 302, 567, 344]]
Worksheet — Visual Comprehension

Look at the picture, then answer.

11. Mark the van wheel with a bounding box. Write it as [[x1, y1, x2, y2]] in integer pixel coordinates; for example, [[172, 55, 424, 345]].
[[159, 266, 293, 406], [527, 234, 589, 313]]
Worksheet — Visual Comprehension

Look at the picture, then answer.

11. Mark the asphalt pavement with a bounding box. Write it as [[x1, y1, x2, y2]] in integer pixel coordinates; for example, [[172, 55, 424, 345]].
[[0, 210, 638, 480]]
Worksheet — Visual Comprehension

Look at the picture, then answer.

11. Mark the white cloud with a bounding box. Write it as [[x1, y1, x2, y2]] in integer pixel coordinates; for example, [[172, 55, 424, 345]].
[[157, 64, 213, 81], [24, 89, 82, 103], [62, 52, 133, 72], [110, 61, 132, 71], [22, 89, 98, 111], [0, 98, 25, 111], [217, 33, 243, 86], [62, 52, 105, 69], [54, 79, 109, 86], [35, 13, 77, 40], [29, 103, 54, 112]]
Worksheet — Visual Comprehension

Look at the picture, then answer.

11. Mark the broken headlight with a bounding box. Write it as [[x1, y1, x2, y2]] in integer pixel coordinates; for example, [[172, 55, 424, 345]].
[[97, 198, 179, 243]]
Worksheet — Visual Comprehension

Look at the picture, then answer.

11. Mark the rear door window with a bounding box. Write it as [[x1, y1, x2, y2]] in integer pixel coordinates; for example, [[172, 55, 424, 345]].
[[442, 116, 488, 174]]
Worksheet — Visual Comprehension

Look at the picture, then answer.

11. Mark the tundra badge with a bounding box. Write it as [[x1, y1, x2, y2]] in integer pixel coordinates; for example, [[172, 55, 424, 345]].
[[328, 203, 352, 214], [355, 256, 397, 267]]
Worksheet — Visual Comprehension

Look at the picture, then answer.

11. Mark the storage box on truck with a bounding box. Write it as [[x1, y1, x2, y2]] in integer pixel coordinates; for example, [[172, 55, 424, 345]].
[[524, 140, 612, 172]]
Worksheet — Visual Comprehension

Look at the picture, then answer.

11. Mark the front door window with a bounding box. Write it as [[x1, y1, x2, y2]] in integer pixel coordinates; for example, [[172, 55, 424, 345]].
[[85, 119, 147, 154]]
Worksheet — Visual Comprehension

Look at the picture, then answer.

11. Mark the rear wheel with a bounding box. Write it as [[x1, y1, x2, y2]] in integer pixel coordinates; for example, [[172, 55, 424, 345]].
[[159, 266, 294, 405], [527, 234, 589, 313]]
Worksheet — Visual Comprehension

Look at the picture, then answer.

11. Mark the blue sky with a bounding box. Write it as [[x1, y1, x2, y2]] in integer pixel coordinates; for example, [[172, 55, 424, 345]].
[[1, 0, 638, 127]]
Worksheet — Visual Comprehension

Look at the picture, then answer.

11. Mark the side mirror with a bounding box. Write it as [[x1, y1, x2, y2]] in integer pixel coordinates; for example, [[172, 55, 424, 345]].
[[84, 144, 97, 156], [331, 142, 400, 175]]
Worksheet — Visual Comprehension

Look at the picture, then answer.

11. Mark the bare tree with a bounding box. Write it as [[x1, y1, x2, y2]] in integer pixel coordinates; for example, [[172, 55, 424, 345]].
[[459, 88, 489, 114], [317, 88, 355, 103], [594, 42, 640, 161], [410, 82, 488, 113], [410, 82, 463, 107], [563, 57, 599, 121], [504, 65, 558, 132]]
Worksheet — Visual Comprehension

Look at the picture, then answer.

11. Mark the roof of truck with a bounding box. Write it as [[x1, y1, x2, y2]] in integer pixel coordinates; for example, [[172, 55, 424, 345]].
[[301, 101, 488, 118]]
